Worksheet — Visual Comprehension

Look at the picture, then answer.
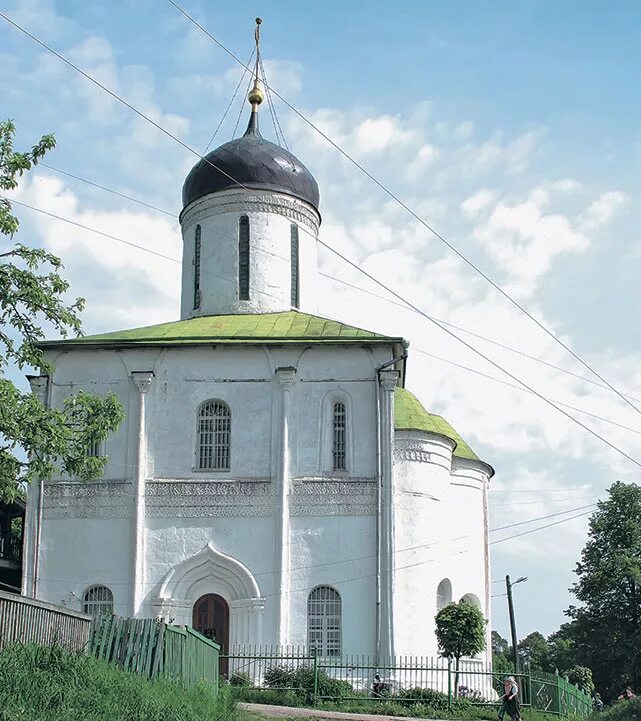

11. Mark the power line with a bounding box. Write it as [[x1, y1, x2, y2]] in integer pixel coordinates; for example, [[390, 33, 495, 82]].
[[4, 13, 641, 472], [164, 0, 641, 423], [38, 163, 178, 218], [490, 510, 593, 545], [490, 503, 596, 532]]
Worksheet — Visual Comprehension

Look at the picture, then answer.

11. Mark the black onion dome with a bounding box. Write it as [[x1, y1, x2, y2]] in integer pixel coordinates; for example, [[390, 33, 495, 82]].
[[182, 112, 320, 212]]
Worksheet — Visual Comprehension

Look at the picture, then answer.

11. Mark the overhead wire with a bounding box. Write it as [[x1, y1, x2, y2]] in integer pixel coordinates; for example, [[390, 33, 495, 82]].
[[164, 0, 641, 422], [203, 47, 255, 153], [490, 510, 593, 545], [3, 11, 641, 470]]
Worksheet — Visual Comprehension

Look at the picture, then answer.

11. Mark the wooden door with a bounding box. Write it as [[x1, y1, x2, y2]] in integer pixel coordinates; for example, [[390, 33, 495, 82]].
[[193, 594, 230, 677]]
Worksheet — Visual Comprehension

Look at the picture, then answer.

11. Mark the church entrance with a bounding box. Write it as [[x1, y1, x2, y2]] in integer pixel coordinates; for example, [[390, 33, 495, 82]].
[[193, 594, 230, 677]]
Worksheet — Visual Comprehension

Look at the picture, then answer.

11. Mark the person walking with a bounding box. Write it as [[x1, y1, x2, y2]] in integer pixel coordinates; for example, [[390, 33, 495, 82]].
[[592, 692, 604, 711], [498, 676, 521, 721]]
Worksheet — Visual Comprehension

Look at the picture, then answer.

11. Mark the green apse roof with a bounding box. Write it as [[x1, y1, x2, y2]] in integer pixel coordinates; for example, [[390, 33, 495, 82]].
[[394, 386, 481, 462], [39, 311, 404, 348]]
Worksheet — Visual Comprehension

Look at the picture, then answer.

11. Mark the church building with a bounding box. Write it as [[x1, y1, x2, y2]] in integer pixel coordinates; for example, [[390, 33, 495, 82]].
[[22, 49, 493, 664]]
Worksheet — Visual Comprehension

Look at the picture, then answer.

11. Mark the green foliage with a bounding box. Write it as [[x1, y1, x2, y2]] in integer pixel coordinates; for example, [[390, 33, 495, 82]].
[[0, 119, 124, 501], [263, 664, 352, 699], [565, 665, 595, 696], [229, 671, 252, 687], [0, 643, 239, 721], [435, 601, 487, 661], [598, 697, 641, 721], [565, 481, 641, 699]]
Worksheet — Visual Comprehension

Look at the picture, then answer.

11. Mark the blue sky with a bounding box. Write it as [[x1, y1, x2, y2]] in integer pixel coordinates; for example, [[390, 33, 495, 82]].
[[2, 0, 641, 643]]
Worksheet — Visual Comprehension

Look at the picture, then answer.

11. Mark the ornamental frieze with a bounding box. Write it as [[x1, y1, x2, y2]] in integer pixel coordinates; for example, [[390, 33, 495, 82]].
[[394, 440, 432, 464]]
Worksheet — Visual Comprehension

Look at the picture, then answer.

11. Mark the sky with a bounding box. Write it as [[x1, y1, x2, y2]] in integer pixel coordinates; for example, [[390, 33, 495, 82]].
[[2, 0, 641, 642]]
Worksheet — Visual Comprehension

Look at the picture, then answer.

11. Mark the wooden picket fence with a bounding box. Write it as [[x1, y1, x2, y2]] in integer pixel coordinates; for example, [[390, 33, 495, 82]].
[[89, 614, 219, 690], [0, 589, 91, 652]]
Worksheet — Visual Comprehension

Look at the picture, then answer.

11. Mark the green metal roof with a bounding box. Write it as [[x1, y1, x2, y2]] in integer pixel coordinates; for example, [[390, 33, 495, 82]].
[[40, 311, 402, 348], [394, 386, 481, 462]]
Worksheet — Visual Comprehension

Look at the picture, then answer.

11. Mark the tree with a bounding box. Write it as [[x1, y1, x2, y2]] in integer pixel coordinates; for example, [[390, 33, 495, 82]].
[[0, 119, 124, 502], [565, 665, 595, 696], [491, 630, 514, 674], [566, 482, 641, 699], [436, 600, 487, 695], [517, 631, 552, 672]]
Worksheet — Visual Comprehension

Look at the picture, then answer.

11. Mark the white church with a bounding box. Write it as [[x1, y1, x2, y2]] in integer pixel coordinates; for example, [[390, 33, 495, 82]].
[[22, 64, 494, 665]]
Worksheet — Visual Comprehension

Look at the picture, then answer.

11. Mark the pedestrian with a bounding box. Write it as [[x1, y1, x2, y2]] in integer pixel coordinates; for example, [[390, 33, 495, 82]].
[[498, 676, 521, 721], [617, 687, 636, 701], [372, 673, 385, 697], [592, 692, 603, 711]]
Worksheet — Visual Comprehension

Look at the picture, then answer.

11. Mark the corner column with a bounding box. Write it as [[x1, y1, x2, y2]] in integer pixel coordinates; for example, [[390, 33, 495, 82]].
[[378, 369, 398, 663], [131, 371, 154, 616], [23, 375, 50, 598], [275, 366, 296, 646]]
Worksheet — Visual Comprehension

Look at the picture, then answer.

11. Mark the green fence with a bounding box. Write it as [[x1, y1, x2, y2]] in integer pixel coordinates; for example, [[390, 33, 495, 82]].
[[223, 646, 592, 717], [89, 615, 219, 691]]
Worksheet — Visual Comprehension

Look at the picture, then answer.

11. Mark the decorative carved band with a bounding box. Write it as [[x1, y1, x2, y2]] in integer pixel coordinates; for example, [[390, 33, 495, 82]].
[[290, 480, 376, 517], [394, 441, 432, 464], [43, 482, 132, 519], [182, 191, 320, 234]]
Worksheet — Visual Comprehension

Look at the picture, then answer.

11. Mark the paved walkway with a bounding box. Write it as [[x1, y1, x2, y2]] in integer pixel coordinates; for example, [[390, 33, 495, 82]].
[[240, 702, 448, 721]]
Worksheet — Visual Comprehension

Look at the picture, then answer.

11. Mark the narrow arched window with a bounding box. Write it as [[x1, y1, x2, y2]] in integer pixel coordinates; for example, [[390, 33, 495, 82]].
[[197, 400, 231, 470], [436, 578, 452, 612], [332, 401, 346, 471], [308, 586, 342, 657], [290, 224, 299, 308], [194, 224, 201, 309], [82, 584, 113, 618], [238, 215, 250, 300]]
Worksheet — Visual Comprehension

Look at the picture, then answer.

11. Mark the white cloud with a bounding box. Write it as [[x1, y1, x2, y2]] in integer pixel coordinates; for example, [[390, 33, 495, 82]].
[[579, 190, 628, 231], [461, 189, 496, 217]]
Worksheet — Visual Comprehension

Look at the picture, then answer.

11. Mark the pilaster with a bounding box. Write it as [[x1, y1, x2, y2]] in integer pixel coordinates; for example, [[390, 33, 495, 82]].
[[275, 366, 296, 646], [378, 369, 398, 662], [23, 375, 49, 597], [131, 371, 154, 616]]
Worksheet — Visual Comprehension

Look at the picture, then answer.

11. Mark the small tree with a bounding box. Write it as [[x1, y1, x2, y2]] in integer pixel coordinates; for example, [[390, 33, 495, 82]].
[[0, 119, 124, 501], [436, 600, 487, 696]]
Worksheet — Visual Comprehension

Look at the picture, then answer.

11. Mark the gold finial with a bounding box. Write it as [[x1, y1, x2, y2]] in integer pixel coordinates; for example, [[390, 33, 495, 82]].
[[248, 17, 264, 110]]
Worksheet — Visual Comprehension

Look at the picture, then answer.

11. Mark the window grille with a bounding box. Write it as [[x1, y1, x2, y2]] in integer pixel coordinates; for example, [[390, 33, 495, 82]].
[[332, 401, 346, 471], [238, 215, 250, 300], [194, 224, 201, 309], [86, 440, 101, 458], [290, 224, 299, 308], [307, 586, 342, 657], [82, 585, 113, 618], [197, 400, 231, 470]]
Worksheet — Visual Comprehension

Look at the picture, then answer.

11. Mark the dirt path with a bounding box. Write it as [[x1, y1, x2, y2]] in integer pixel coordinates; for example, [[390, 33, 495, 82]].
[[239, 702, 450, 721]]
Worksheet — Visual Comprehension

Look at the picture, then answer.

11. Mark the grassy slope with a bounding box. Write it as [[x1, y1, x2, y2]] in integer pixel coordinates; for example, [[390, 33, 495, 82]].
[[0, 644, 245, 721]]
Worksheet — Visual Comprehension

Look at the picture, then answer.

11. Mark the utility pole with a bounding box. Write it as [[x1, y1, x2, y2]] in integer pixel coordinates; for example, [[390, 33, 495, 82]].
[[506, 574, 527, 673]]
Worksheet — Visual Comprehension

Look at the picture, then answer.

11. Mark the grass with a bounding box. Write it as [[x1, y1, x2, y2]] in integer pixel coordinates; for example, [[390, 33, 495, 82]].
[[0, 643, 249, 721]]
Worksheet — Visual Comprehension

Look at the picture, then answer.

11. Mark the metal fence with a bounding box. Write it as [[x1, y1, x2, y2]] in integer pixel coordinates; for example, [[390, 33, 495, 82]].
[[0, 589, 91, 652], [223, 645, 592, 716], [89, 615, 220, 690]]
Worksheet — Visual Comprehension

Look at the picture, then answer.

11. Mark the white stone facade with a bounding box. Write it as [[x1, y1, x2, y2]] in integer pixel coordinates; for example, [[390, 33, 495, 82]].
[[24, 142, 492, 664]]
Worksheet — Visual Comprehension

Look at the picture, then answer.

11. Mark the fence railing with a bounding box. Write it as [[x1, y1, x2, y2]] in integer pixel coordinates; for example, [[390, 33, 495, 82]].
[[89, 615, 219, 691], [0, 589, 91, 652], [223, 645, 592, 717]]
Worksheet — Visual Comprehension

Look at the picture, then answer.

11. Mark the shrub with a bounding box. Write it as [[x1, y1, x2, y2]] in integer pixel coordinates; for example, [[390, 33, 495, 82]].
[[599, 697, 641, 721], [263, 664, 352, 699], [397, 686, 466, 710], [229, 671, 252, 687]]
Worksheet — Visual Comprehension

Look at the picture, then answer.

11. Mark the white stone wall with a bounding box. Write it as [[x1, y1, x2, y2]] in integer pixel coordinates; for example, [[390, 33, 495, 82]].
[[180, 189, 321, 318], [392, 431, 491, 664]]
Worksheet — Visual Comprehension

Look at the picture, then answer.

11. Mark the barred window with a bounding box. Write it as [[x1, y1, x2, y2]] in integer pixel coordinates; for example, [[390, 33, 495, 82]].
[[197, 400, 231, 470], [290, 224, 299, 308], [436, 578, 452, 612], [238, 215, 250, 300], [82, 585, 113, 618], [86, 439, 101, 458], [307, 586, 342, 657], [332, 401, 346, 471], [194, 224, 201, 309]]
